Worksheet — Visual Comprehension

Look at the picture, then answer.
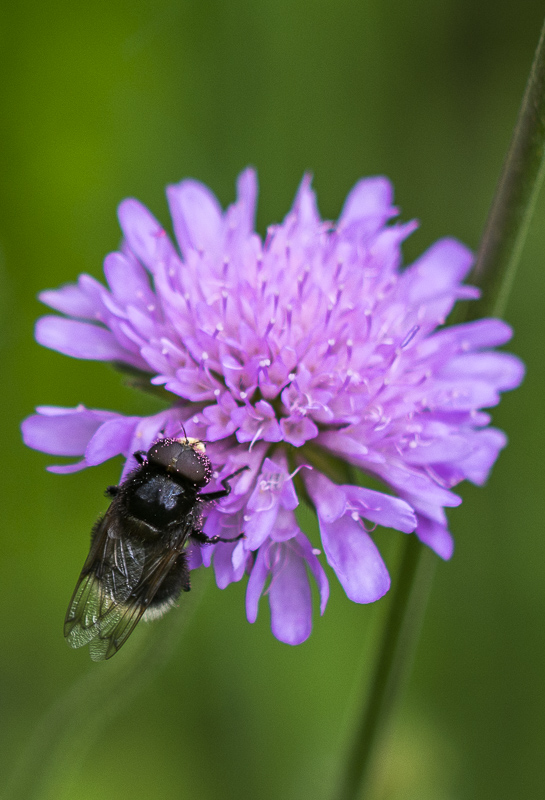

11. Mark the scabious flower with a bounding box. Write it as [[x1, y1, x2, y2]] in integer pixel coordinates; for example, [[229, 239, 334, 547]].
[[22, 169, 524, 644]]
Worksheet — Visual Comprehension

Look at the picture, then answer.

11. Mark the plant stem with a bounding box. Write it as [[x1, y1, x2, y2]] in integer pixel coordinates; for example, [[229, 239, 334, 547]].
[[469, 16, 545, 320], [336, 14, 545, 800], [336, 536, 436, 800]]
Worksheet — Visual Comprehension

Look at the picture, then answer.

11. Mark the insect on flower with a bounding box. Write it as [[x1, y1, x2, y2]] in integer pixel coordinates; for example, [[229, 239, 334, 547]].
[[64, 436, 248, 660], [22, 168, 524, 648]]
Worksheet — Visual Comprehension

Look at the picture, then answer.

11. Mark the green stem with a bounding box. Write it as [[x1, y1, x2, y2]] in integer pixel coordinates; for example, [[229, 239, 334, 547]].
[[336, 537, 436, 800], [469, 15, 545, 320], [336, 15, 545, 800]]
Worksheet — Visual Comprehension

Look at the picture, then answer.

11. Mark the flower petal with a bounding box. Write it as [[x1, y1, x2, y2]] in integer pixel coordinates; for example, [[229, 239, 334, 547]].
[[117, 199, 178, 272], [21, 406, 113, 456], [85, 417, 139, 465], [244, 505, 279, 549], [304, 469, 346, 523], [417, 318, 514, 360], [319, 516, 390, 603], [103, 252, 155, 307], [339, 176, 396, 233], [415, 515, 454, 560], [279, 415, 318, 447], [438, 352, 525, 391], [290, 173, 320, 231], [269, 545, 313, 645], [344, 485, 417, 532], [48, 460, 89, 474], [295, 532, 330, 615], [246, 546, 269, 624], [403, 238, 474, 301], [213, 540, 247, 588], [233, 167, 258, 237], [457, 427, 508, 485], [36, 317, 132, 362], [166, 179, 223, 256], [39, 274, 104, 319]]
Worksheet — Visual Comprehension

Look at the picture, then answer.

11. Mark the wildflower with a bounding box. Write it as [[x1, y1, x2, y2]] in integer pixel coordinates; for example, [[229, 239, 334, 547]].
[[22, 169, 524, 644]]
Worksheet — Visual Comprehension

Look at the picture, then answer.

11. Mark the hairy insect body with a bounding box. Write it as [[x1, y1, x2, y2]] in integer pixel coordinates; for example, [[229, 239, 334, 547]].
[[64, 438, 247, 661]]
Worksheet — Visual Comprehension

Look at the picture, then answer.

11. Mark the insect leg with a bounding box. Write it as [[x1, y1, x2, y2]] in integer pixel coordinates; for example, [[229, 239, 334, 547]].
[[190, 529, 245, 545], [199, 465, 250, 501], [133, 450, 147, 465]]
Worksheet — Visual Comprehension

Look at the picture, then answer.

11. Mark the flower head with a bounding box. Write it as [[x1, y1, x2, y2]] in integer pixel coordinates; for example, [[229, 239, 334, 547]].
[[22, 169, 524, 644]]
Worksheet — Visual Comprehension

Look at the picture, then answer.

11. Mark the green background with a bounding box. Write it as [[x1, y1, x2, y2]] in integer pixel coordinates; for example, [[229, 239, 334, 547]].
[[1, 1, 544, 798]]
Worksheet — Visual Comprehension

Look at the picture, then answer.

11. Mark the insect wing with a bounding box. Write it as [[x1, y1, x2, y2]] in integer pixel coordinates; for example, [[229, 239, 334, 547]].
[[87, 548, 180, 661], [64, 505, 146, 651]]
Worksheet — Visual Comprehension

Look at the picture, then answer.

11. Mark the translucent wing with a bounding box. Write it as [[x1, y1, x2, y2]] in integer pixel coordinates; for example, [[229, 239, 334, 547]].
[[87, 548, 180, 661], [64, 504, 180, 660]]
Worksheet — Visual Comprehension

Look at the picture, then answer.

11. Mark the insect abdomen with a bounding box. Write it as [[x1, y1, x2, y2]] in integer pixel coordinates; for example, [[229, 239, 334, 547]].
[[143, 552, 192, 620]]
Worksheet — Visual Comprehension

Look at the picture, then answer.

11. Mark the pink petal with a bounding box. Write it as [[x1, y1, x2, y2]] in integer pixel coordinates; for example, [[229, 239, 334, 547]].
[[295, 532, 330, 615], [415, 516, 454, 560], [36, 317, 131, 361], [117, 199, 178, 271], [21, 407, 111, 455], [233, 168, 258, 236], [339, 176, 396, 231], [345, 486, 417, 532], [403, 238, 474, 302], [304, 469, 346, 522], [269, 547, 312, 645], [246, 547, 269, 624], [85, 417, 139, 465], [319, 516, 390, 603], [166, 179, 223, 256], [39, 274, 104, 319], [103, 252, 155, 307]]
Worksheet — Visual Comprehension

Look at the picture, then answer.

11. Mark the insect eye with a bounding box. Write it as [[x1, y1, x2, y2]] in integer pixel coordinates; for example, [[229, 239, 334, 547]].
[[147, 439, 211, 485]]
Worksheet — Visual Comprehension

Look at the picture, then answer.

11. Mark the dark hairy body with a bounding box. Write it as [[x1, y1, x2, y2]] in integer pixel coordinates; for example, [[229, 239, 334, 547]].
[[64, 438, 247, 660]]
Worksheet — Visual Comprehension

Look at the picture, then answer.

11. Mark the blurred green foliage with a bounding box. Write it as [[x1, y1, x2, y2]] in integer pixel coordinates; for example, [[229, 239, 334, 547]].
[[1, 1, 544, 798]]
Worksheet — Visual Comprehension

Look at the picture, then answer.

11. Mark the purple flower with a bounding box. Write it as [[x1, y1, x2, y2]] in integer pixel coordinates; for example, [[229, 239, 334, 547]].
[[21, 169, 524, 644]]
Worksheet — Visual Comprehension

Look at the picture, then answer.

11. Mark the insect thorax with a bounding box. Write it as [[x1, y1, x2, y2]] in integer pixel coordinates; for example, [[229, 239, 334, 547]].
[[125, 472, 198, 528]]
